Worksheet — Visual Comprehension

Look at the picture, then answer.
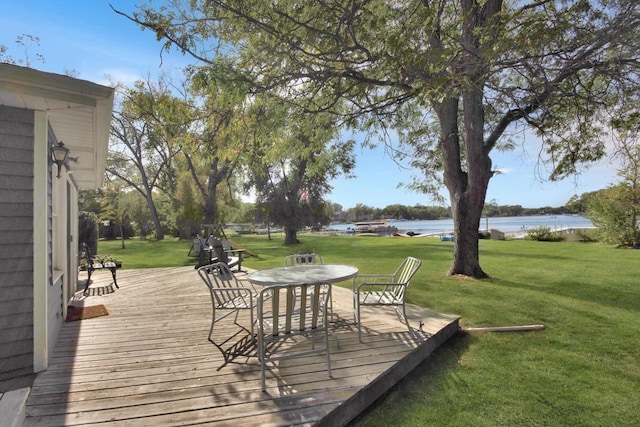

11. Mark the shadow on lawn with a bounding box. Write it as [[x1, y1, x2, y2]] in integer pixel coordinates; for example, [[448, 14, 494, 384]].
[[489, 275, 638, 312]]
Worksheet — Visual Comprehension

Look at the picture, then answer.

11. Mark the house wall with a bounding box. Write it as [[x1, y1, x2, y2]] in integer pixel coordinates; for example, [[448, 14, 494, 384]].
[[47, 276, 64, 364], [0, 105, 35, 382]]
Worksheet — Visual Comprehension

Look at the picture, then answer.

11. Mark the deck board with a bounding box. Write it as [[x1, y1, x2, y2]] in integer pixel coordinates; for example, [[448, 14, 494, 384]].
[[24, 266, 459, 426]]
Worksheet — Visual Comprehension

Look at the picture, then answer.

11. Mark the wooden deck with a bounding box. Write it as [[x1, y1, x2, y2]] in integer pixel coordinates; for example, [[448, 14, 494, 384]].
[[24, 266, 459, 426]]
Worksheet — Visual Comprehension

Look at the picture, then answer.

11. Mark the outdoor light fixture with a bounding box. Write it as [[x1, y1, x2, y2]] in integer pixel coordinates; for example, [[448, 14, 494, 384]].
[[50, 141, 69, 179]]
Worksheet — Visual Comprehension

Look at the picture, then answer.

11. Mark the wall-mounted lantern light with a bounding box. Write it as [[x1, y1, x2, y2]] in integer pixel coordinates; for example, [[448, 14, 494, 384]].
[[50, 141, 70, 179]]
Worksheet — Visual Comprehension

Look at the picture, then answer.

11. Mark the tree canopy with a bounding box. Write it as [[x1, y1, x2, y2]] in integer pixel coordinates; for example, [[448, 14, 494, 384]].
[[244, 101, 355, 243], [584, 94, 640, 247], [108, 77, 190, 240], [119, 0, 640, 277]]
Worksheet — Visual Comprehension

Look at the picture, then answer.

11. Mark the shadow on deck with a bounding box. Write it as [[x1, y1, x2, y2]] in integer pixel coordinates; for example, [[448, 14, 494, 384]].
[[23, 266, 459, 426]]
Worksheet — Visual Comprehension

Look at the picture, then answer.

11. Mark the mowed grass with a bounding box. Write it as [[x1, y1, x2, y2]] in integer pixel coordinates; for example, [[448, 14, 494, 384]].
[[99, 233, 640, 426]]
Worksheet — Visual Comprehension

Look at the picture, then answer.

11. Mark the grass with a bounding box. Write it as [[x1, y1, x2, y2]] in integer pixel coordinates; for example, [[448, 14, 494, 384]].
[[99, 233, 640, 426]]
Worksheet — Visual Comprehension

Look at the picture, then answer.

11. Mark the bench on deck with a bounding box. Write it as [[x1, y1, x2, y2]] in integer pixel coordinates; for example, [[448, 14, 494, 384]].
[[80, 243, 120, 293]]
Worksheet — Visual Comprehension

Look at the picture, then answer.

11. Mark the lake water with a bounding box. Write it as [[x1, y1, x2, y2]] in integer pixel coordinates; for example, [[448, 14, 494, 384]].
[[330, 215, 593, 237]]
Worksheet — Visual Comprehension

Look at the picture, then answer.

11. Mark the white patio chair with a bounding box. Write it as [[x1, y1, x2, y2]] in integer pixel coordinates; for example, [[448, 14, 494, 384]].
[[197, 262, 259, 365], [353, 256, 423, 341], [257, 282, 333, 391], [283, 252, 323, 266], [283, 253, 334, 320]]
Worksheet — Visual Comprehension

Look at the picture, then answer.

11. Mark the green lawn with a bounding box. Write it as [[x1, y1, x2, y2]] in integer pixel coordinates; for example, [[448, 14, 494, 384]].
[[99, 234, 640, 426]]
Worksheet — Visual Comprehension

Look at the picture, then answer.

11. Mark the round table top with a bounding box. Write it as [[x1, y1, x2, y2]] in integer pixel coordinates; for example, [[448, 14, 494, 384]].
[[247, 264, 359, 286]]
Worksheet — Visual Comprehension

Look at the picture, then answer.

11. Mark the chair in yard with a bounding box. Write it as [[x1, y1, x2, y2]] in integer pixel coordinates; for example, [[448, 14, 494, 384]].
[[257, 282, 333, 391], [80, 243, 120, 293], [208, 236, 244, 272], [194, 235, 244, 271], [194, 234, 216, 269], [283, 253, 323, 266], [197, 262, 259, 365], [220, 239, 245, 272], [352, 256, 422, 342]]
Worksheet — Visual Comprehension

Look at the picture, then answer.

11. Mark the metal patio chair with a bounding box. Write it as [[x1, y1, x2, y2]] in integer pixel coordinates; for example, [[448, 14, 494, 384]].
[[257, 282, 333, 391], [283, 253, 323, 266], [353, 256, 422, 341], [283, 253, 334, 320], [197, 262, 259, 365]]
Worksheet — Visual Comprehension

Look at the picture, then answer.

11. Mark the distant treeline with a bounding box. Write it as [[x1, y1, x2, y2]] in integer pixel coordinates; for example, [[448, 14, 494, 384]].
[[331, 202, 575, 223]]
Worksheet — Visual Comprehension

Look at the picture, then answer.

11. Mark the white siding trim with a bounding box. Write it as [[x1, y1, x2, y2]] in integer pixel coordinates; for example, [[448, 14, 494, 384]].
[[67, 184, 79, 307], [33, 110, 48, 373]]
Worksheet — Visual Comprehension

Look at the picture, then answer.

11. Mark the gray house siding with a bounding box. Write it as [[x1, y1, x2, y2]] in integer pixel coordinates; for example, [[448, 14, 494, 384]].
[[0, 105, 35, 381]]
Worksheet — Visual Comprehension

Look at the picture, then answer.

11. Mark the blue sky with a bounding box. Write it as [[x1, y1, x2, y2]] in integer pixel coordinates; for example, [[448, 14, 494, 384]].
[[2, 0, 619, 209]]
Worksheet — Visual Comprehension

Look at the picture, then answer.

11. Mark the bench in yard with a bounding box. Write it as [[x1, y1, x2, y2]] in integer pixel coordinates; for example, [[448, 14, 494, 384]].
[[194, 235, 245, 272]]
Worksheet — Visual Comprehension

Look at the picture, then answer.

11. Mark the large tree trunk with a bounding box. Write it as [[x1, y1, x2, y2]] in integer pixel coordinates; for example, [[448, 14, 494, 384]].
[[434, 0, 497, 278], [203, 184, 217, 225], [119, 223, 126, 249], [184, 153, 226, 226], [437, 91, 492, 278], [449, 195, 487, 277], [145, 193, 165, 240], [203, 160, 223, 225], [446, 150, 492, 278], [284, 228, 299, 245]]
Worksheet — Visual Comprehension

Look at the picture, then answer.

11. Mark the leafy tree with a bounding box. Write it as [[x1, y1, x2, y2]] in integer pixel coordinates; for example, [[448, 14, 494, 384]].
[[382, 204, 411, 220], [246, 103, 355, 244], [345, 203, 381, 222], [324, 202, 344, 223], [119, 190, 154, 239], [79, 189, 103, 216], [120, 0, 640, 277], [226, 201, 256, 225], [586, 98, 640, 247], [173, 163, 204, 237], [108, 77, 188, 239], [99, 178, 132, 248], [78, 211, 99, 253], [181, 66, 251, 226], [482, 199, 500, 217], [565, 194, 587, 214], [586, 185, 639, 247]]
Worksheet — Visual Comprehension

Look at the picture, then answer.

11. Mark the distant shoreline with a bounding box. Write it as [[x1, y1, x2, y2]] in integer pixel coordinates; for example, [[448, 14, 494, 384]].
[[328, 214, 593, 236]]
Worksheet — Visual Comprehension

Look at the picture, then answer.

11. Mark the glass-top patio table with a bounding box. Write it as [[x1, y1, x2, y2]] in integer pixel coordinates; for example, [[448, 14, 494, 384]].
[[247, 264, 359, 286]]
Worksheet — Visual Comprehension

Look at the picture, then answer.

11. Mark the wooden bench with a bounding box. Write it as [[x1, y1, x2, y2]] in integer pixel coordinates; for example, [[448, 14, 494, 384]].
[[220, 239, 245, 272], [194, 235, 244, 272], [80, 243, 120, 293]]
